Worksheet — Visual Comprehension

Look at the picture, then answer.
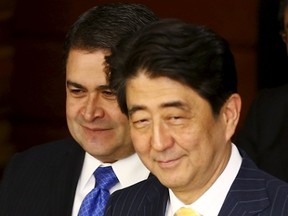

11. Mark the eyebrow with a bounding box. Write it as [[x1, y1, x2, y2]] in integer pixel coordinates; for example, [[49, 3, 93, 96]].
[[66, 80, 83, 89], [66, 80, 110, 91], [128, 100, 189, 117], [160, 101, 188, 109], [128, 105, 146, 117]]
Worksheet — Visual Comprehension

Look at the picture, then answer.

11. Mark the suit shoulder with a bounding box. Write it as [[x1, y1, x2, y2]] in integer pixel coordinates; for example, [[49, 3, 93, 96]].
[[239, 156, 288, 196], [264, 173, 288, 195], [2, 137, 83, 175], [105, 176, 168, 215], [0, 137, 83, 215], [110, 175, 166, 201], [12, 137, 80, 160]]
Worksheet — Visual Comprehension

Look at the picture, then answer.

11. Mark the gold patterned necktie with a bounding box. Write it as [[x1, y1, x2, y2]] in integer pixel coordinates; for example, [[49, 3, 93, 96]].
[[174, 207, 202, 216]]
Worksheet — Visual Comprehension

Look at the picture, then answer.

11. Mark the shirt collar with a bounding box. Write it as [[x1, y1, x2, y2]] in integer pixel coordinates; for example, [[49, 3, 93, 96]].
[[77, 152, 101, 193], [169, 143, 242, 216], [111, 153, 150, 190], [78, 152, 149, 193]]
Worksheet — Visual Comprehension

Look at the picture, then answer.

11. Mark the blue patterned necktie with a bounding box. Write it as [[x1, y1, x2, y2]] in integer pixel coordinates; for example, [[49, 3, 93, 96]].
[[78, 166, 119, 216]]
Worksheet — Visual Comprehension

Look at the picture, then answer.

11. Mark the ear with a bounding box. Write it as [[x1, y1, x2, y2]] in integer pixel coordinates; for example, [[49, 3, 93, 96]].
[[222, 93, 241, 141]]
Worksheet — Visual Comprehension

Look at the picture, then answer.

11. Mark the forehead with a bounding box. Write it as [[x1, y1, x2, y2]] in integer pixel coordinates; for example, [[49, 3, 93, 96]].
[[127, 73, 186, 94], [66, 49, 109, 82], [126, 73, 204, 110]]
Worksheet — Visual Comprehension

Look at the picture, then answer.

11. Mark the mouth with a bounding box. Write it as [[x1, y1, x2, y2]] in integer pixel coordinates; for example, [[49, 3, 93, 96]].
[[156, 157, 181, 168], [82, 125, 112, 132]]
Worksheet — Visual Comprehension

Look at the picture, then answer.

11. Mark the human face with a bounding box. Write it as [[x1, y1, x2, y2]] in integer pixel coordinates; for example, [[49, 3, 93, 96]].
[[66, 49, 134, 163], [126, 73, 240, 203]]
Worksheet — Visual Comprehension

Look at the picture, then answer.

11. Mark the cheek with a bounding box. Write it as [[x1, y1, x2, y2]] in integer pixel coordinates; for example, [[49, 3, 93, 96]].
[[130, 130, 150, 154], [173, 125, 201, 147], [66, 101, 73, 118], [66, 96, 86, 115], [66, 101, 79, 118], [110, 107, 128, 123]]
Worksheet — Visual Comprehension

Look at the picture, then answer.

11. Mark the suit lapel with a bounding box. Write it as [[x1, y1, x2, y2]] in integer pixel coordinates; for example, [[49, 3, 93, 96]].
[[50, 137, 85, 216], [219, 154, 269, 216], [137, 176, 169, 216]]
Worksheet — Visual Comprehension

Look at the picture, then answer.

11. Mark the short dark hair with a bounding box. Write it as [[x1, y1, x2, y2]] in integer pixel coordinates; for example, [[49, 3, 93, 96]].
[[108, 19, 238, 116], [62, 3, 158, 69]]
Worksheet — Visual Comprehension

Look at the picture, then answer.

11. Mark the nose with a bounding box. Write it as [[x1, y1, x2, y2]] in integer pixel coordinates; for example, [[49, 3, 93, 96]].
[[151, 122, 173, 151], [82, 93, 104, 121]]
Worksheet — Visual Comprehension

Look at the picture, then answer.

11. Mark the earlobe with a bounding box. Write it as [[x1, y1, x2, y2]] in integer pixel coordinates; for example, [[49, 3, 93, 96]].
[[223, 93, 241, 140]]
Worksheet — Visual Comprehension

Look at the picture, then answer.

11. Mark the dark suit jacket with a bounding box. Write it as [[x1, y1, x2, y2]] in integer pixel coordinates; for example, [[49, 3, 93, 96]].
[[0, 137, 85, 216], [104, 152, 288, 216], [235, 84, 288, 182]]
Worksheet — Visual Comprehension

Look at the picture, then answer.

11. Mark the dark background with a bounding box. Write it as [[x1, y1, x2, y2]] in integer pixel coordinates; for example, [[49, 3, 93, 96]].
[[0, 0, 287, 178]]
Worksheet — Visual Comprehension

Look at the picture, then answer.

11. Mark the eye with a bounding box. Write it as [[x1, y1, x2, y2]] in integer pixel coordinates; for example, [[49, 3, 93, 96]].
[[132, 118, 150, 129], [70, 89, 82, 94], [68, 87, 86, 97], [102, 89, 117, 100], [171, 116, 181, 120], [102, 90, 114, 96], [167, 115, 185, 125]]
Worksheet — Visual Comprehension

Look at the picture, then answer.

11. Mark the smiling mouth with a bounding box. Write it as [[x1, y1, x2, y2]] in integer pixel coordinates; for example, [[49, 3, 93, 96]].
[[82, 125, 112, 132], [157, 157, 181, 168]]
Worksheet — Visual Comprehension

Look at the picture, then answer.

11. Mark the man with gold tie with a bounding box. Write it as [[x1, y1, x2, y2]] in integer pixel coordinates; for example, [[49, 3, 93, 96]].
[[104, 19, 288, 216]]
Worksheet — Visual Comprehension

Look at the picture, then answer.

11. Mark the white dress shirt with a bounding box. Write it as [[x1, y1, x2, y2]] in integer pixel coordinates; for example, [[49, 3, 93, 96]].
[[72, 152, 150, 216], [166, 143, 242, 216]]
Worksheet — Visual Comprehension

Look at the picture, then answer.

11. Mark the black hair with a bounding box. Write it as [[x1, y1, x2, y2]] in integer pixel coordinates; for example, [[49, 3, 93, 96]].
[[62, 3, 158, 70], [108, 19, 237, 116]]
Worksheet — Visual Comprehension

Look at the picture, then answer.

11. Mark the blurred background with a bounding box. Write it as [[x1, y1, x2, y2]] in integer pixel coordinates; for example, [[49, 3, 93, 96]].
[[0, 0, 287, 178]]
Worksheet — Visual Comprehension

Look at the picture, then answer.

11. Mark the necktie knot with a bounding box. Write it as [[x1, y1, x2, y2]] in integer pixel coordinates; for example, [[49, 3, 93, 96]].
[[94, 166, 118, 190], [78, 166, 118, 216], [174, 207, 202, 216]]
